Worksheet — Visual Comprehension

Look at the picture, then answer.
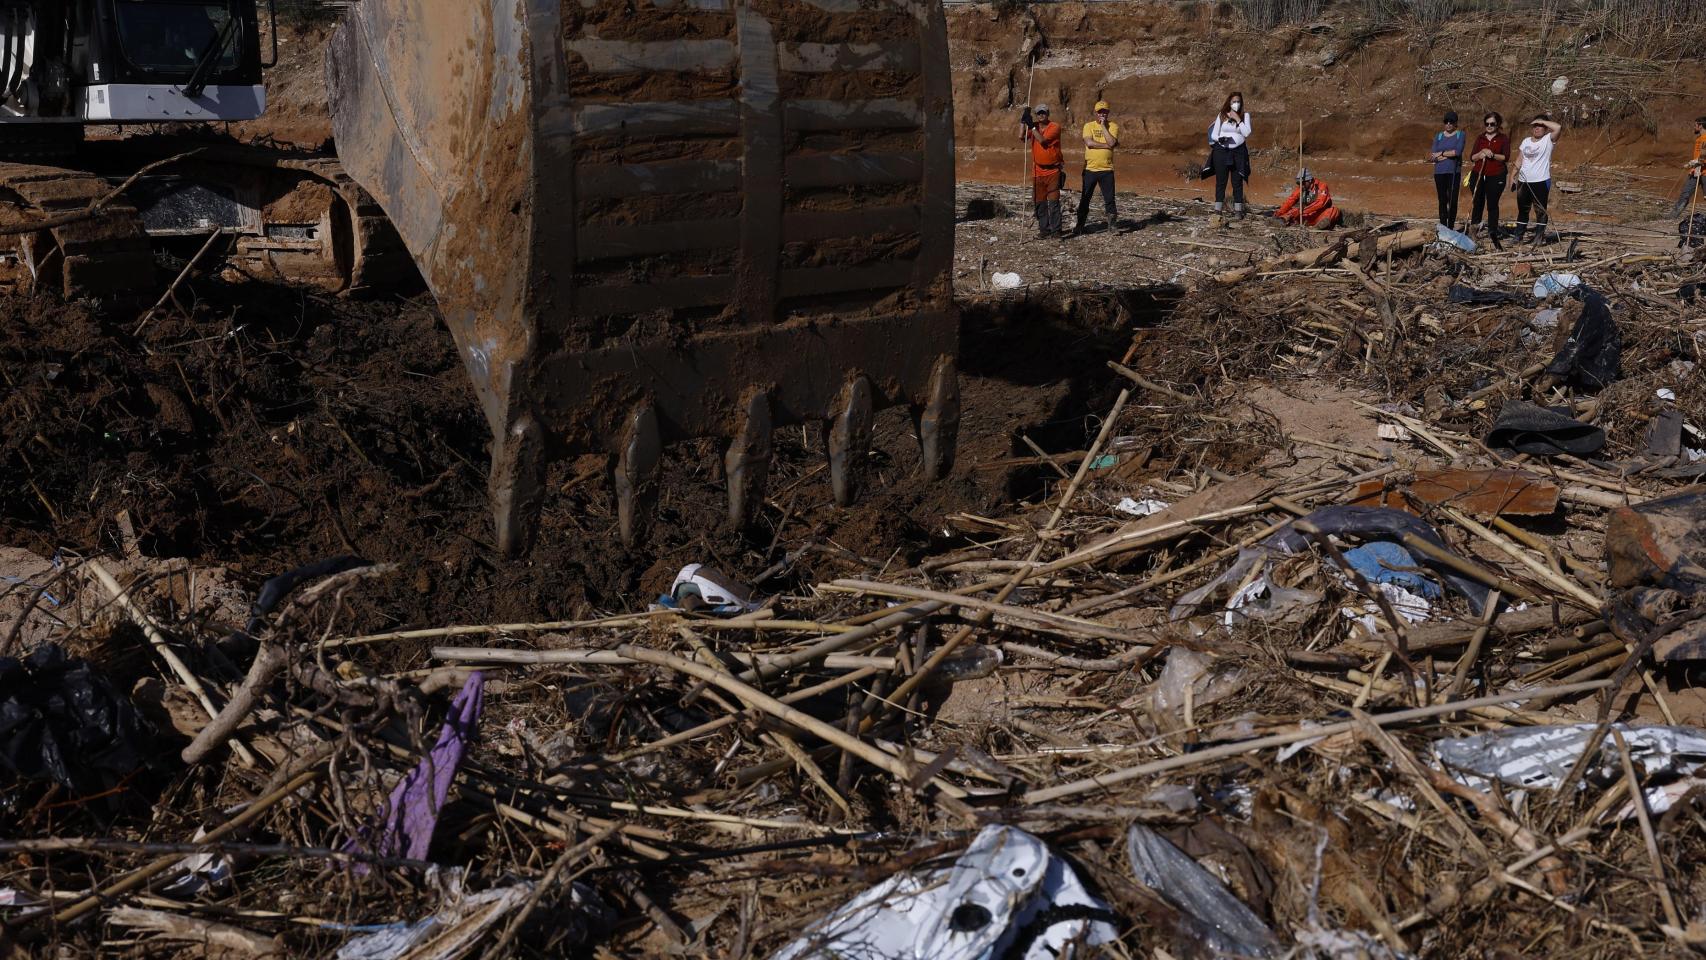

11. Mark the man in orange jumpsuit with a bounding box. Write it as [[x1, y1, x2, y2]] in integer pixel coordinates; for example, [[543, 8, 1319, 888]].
[[1274, 168, 1342, 229], [1021, 104, 1065, 239]]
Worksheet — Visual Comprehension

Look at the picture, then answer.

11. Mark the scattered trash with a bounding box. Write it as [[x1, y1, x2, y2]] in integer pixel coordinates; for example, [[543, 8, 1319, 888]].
[[1150, 647, 1248, 731], [773, 826, 1117, 960], [1434, 223, 1476, 252], [1680, 215, 1706, 249], [1436, 724, 1706, 814], [1115, 496, 1170, 517], [1268, 505, 1491, 613], [1606, 489, 1706, 594], [1542, 287, 1619, 390], [1446, 284, 1523, 306], [347, 673, 484, 866], [1486, 400, 1605, 457], [1126, 824, 1280, 958], [1342, 542, 1441, 599], [333, 870, 609, 959], [991, 271, 1023, 290], [1352, 468, 1560, 518], [654, 564, 762, 616], [0, 643, 156, 798], [1343, 582, 1434, 633], [1532, 272, 1582, 299]]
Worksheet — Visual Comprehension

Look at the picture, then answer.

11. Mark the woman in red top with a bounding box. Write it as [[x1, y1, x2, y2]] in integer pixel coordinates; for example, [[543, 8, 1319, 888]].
[[1466, 112, 1510, 246]]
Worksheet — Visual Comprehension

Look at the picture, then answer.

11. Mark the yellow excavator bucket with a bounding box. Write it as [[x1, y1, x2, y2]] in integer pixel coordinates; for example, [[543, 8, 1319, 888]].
[[326, 0, 960, 554]]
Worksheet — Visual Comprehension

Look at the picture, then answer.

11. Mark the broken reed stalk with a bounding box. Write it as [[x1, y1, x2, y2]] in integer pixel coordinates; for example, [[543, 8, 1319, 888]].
[[1353, 712, 1492, 861], [1105, 361, 1195, 402], [133, 226, 225, 334], [1446, 588, 1503, 705], [825, 579, 1145, 645], [1611, 728, 1685, 935], [1296, 521, 1422, 695], [1024, 679, 1611, 804], [864, 387, 1134, 735], [613, 645, 970, 804], [87, 559, 257, 768], [1438, 506, 1600, 609], [48, 768, 321, 925], [432, 646, 899, 672], [552, 668, 882, 776], [479, 825, 618, 960]]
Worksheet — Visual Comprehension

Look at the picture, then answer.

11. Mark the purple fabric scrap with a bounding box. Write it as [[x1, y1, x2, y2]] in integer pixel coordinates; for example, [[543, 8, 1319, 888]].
[[350, 671, 483, 868]]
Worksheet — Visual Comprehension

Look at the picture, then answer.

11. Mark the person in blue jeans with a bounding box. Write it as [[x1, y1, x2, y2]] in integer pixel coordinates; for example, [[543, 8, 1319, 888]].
[[1429, 111, 1465, 229]]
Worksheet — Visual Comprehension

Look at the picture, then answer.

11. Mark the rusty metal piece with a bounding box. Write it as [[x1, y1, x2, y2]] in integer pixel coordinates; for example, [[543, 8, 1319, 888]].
[[725, 389, 773, 527], [918, 355, 959, 481], [1353, 468, 1560, 519], [615, 404, 663, 547], [828, 376, 874, 507], [327, 0, 959, 552]]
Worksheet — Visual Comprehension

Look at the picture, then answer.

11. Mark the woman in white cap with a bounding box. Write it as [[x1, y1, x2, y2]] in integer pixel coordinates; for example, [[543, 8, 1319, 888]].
[[1209, 90, 1251, 218], [1074, 99, 1121, 233]]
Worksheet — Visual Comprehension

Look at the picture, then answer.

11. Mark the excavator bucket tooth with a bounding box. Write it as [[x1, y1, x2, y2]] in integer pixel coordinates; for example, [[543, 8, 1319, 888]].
[[828, 375, 875, 507], [725, 390, 773, 527], [919, 355, 960, 481], [615, 404, 664, 547], [327, 0, 958, 552]]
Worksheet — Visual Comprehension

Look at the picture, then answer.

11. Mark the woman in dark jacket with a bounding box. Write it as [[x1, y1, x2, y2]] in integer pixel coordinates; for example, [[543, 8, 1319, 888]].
[[1209, 91, 1252, 218]]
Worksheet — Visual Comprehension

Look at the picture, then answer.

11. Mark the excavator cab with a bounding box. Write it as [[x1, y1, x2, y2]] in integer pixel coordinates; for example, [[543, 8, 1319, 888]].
[[327, 0, 962, 553], [0, 0, 265, 125], [0, 1, 407, 298]]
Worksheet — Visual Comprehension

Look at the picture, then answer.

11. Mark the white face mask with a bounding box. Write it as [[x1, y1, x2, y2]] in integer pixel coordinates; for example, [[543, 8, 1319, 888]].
[[1231, 100, 1241, 110]]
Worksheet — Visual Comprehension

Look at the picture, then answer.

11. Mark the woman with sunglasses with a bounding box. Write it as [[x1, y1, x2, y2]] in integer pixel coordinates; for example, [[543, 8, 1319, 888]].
[[1514, 114, 1563, 244], [1466, 112, 1510, 244]]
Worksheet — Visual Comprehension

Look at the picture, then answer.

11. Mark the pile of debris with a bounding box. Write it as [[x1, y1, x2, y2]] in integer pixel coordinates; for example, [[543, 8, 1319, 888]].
[[2, 220, 1705, 958]]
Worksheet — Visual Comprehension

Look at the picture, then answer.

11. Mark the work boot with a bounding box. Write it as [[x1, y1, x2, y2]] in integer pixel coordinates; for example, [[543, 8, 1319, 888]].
[[1234, 202, 1247, 220]]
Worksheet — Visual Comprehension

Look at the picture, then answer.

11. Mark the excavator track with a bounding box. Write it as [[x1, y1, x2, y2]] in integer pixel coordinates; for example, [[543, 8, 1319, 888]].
[[0, 162, 155, 299], [0, 146, 411, 302], [329, 0, 962, 553]]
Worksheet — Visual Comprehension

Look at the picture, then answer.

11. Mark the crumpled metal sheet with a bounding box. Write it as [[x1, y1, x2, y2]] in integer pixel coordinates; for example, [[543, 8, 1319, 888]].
[[1435, 723, 1706, 811], [771, 825, 1116, 960]]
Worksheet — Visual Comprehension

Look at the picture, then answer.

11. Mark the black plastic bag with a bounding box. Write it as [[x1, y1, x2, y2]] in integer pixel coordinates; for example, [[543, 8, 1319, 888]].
[[0, 644, 155, 795], [1680, 214, 1706, 249], [1542, 287, 1619, 390]]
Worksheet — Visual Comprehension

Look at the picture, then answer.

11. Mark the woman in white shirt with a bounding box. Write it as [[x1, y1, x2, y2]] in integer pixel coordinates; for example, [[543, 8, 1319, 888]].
[[1208, 91, 1252, 218], [1514, 115, 1562, 244]]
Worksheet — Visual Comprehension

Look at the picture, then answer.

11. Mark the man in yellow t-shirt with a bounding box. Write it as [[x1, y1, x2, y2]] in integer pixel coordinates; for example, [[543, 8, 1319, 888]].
[[1073, 100, 1122, 234]]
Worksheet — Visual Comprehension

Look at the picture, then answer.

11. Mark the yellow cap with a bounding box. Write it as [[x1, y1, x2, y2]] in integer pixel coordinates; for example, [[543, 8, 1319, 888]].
[[1094, 100, 1110, 112]]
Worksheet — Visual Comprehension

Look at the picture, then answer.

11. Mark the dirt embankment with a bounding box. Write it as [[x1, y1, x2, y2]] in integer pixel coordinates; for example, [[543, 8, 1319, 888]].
[[949, 1, 1706, 216]]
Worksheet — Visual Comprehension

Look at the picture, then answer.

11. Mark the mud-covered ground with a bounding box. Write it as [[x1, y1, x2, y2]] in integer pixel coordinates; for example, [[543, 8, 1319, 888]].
[[0, 248, 1166, 638]]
